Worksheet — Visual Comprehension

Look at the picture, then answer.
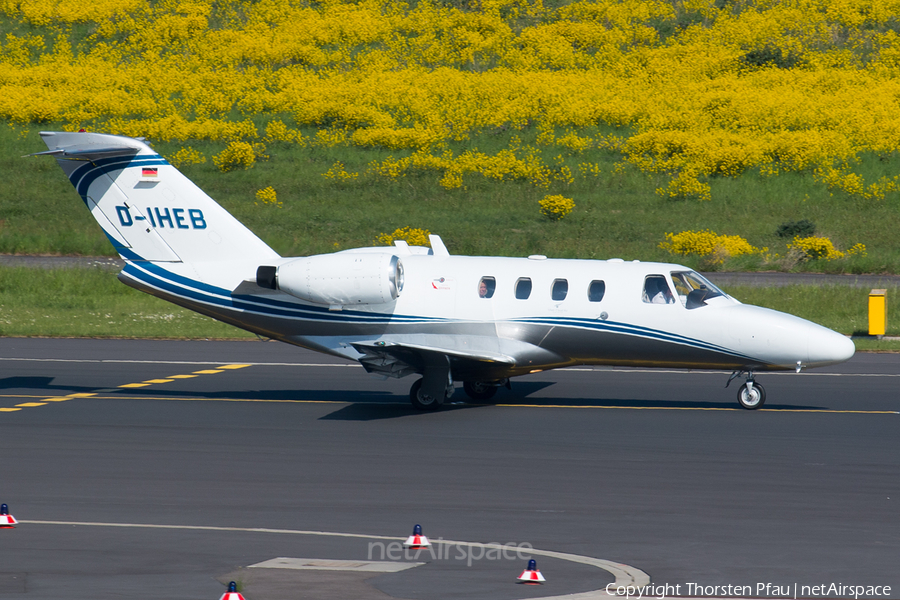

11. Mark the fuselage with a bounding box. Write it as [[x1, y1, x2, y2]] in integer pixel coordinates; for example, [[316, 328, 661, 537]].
[[118, 247, 856, 382]]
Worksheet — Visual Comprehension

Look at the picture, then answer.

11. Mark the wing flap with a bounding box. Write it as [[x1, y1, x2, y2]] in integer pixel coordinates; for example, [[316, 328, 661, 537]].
[[351, 339, 515, 378]]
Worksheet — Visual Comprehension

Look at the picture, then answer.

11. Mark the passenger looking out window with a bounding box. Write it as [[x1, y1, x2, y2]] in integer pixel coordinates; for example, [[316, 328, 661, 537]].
[[478, 277, 496, 298]]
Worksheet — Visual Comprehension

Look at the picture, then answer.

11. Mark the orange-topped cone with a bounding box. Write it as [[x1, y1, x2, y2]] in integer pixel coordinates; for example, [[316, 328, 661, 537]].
[[0, 504, 16, 528], [516, 559, 546, 584], [403, 524, 431, 549], [218, 581, 245, 600]]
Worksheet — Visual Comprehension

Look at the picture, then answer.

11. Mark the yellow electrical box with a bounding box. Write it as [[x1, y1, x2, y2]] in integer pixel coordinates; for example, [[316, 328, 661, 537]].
[[869, 289, 887, 336]]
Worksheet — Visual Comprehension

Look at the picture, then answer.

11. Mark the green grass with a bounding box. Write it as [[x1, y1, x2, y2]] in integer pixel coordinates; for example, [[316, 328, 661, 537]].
[[2, 267, 899, 353], [0, 266, 254, 339], [725, 285, 900, 336], [3, 122, 900, 273]]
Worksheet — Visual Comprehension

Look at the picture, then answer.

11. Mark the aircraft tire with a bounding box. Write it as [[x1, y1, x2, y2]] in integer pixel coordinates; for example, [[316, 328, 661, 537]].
[[463, 381, 498, 401], [410, 378, 442, 411], [737, 381, 766, 409]]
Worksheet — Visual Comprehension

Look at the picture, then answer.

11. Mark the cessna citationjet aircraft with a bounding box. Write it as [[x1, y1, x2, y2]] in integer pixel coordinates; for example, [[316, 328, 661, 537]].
[[33, 131, 855, 410]]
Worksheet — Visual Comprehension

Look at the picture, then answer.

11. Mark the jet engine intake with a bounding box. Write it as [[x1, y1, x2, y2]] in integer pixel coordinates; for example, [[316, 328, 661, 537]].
[[257, 253, 404, 306]]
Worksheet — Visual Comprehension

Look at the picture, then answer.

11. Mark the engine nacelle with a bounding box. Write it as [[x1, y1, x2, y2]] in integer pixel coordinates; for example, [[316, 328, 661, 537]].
[[257, 253, 404, 306]]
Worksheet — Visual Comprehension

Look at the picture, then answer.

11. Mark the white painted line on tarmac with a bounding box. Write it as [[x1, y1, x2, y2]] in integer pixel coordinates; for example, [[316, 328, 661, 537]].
[[19, 520, 649, 598]]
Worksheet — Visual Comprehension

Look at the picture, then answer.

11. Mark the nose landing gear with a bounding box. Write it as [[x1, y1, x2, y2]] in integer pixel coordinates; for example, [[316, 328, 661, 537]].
[[727, 370, 766, 410]]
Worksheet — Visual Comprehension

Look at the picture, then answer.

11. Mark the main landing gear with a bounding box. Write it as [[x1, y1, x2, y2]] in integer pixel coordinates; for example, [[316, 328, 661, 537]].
[[409, 378, 453, 411], [462, 381, 497, 401], [726, 370, 766, 410], [409, 378, 509, 410]]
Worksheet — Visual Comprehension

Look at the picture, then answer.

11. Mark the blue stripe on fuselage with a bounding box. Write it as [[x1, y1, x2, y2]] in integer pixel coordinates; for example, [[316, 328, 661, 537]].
[[120, 260, 755, 361], [122, 261, 443, 324]]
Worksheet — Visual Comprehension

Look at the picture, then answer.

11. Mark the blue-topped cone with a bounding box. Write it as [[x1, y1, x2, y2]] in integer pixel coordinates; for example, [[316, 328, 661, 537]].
[[0, 504, 16, 528], [403, 523, 431, 549], [516, 558, 546, 584], [218, 581, 245, 600]]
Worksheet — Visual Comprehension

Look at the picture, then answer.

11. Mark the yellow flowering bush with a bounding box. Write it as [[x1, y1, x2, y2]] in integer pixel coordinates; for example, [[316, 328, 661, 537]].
[[788, 236, 867, 261], [265, 120, 305, 145], [656, 171, 712, 202], [815, 166, 900, 200], [322, 162, 359, 181], [167, 147, 205, 169], [213, 141, 256, 172], [539, 195, 575, 221], [661, 230, 766, 258], [255, 186, 281, 208], [375, 227, 431, 247]]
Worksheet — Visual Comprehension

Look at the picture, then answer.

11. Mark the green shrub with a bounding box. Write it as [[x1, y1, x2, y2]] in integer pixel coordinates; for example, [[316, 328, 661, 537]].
[[776, 219, 816, 238]]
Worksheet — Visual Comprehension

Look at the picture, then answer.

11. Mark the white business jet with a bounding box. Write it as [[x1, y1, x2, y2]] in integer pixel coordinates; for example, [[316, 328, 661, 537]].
[[33, 131, 855, 410]]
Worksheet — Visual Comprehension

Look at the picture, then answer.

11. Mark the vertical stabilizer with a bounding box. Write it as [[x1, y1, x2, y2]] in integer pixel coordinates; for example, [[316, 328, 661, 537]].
[[36, 131, 279, 265]]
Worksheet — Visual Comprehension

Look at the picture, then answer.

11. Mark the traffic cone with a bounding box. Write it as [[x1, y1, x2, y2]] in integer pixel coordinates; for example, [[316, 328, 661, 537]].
[[516, 559, 546, 584], [0, 504, 17, 528], [403, 524, 431, 549], [218, 581, 245, 600]]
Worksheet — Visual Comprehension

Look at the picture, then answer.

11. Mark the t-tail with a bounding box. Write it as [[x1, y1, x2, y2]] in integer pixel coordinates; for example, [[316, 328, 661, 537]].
[[33, 131, 284, 334], [33, 131, 279, 275]]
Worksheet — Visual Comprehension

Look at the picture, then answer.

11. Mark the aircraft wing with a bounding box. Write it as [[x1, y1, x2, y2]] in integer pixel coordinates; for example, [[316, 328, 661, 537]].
[[351, 339, 515, 379]]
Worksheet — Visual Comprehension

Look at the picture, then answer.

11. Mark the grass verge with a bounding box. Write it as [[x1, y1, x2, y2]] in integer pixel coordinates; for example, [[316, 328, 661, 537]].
[[0, 267, 254, 339]]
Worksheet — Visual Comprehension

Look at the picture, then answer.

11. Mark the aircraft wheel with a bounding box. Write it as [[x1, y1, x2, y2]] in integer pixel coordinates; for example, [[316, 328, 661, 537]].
[[737, 381, 766, 410], [463, 381, 498, 401], [410, 378, 442, 411]]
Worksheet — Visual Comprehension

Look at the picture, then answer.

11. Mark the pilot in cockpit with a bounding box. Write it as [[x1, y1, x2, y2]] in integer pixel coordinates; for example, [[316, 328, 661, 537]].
[[643, 275, 674, 304]]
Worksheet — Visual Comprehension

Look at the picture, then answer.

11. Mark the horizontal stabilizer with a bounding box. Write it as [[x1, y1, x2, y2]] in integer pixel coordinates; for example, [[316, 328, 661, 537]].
[[28, 146, 138, 160]]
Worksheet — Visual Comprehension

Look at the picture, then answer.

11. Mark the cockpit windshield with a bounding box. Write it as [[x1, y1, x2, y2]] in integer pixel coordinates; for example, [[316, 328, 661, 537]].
[[670, 271, 727, 309]]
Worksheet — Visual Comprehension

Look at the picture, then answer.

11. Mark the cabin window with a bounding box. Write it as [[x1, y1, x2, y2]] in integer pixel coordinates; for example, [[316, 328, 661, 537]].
[[478, 277, 496, 298], [642, 275, 674, 304], [515, 278, 532, 300], [671, 271, 725, 309], [551, 279, 568, 301], [588, 280, 606, 302]]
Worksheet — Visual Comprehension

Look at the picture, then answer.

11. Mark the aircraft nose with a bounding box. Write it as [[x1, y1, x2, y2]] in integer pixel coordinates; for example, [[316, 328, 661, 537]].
[[806, 323, 855, 367]]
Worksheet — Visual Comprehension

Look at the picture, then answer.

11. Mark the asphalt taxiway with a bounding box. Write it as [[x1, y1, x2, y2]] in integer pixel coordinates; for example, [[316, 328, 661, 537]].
[[0, 338, 897, 599]]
